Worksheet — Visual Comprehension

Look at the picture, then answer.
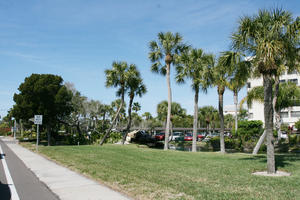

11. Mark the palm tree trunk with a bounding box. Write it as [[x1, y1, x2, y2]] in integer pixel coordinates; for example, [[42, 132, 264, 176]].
[[218, 86, 225, 153], [205, 121, 209, 137], [252, 130, 266, 155], [263, 74, 276, 174], [273, 76, 281, 140], [164, 63, 172, 150], [122, 94, 134, 144], [99, 100, 123, 145], [170, 120, 173, 141], [192, 87, 199, 152], [234, 90, 238, 133], [100, 92, 125, 146]]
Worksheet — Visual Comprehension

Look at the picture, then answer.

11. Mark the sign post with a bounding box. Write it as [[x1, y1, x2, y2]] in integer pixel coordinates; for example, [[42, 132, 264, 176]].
[[34, 115, 43, 152]]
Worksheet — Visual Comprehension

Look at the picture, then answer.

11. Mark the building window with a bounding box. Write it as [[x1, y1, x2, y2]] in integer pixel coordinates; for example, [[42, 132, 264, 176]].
[[280, 112, 289, 118], [247, 82, 251, 88], [249, 113, 253, 119], [288, 79, 298, 85], [280, 79, 286, 83], [291, 111, 300, 118]]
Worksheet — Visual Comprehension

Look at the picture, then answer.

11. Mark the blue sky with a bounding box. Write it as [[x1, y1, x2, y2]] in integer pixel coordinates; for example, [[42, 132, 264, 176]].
[[0, 0, 299, 118]]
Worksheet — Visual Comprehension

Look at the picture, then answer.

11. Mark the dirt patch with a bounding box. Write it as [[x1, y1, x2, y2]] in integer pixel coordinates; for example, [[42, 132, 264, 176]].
[[252, 171, 291, 177]]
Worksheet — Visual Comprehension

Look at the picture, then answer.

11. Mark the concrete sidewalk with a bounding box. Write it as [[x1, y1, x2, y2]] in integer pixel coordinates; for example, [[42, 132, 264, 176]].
[[2, 137, 131, 200]]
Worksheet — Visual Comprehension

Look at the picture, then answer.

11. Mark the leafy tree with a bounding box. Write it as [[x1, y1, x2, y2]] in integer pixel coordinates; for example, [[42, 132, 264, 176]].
[[224, 114, 234, 129], [232, 8, 300, 173], [149, 32, 188, 150], [238, 109, 248, 121], [237, 120, 264, 141], [176, 48, 213, 152], [294, 119, 300, 131], [12, 74, 72, 145]]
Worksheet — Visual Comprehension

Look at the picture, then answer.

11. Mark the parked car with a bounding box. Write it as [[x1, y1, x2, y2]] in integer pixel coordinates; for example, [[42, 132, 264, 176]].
[[169, 132, 184, 141], [281, 132, 288, 139], [184, 133, 193, 141], [155, 132, 165, 141], [197, 132, 206, 141]]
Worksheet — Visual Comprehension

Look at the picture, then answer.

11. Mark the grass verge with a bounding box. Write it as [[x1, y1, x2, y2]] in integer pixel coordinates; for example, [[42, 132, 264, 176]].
[[21, 142, 300, 200]]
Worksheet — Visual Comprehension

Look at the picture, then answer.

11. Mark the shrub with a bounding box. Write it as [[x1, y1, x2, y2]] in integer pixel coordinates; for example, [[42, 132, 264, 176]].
[[294, 119, 300, 130], [289, 134, 300, 146], [208, 137, 241, 151], [0, 123, 10, 136], [236, 120, 263, 141]]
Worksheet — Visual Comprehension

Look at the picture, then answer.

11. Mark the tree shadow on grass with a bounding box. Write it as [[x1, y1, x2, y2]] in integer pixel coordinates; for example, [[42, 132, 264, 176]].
[[239, 154, 300, 170]]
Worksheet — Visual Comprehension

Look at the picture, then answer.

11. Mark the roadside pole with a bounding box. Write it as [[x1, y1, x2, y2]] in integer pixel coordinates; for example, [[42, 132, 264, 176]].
[[14, 119, 17, 140], [34, 115, 43, 152], [36, 124, 39, 152]]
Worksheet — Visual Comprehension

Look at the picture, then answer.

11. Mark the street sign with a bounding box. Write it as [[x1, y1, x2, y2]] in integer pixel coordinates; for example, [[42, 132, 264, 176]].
[[34, 115, 43, 125]]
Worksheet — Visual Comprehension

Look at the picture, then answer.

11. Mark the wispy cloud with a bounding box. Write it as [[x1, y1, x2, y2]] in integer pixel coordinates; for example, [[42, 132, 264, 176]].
[[0, 51, 43, 62]]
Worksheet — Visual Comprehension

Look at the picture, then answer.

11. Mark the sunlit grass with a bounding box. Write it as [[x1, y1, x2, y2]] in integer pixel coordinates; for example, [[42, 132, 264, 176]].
[[22, 143, 300, 200]]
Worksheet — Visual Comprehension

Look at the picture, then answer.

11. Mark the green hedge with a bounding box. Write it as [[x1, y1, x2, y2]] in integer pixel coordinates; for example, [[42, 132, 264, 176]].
[[236, 120, 263, 141]]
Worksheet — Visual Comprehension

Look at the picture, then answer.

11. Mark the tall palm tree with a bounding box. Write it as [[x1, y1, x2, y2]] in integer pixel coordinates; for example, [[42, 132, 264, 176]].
[[232, 8, 300, 173], [122, 65, 147, 144], [222, 51, 251, 132], [100, 61, 130, 145], [212, 54, 235, 154], [149, 32, 188, 150], [176, 48, 213, 152]]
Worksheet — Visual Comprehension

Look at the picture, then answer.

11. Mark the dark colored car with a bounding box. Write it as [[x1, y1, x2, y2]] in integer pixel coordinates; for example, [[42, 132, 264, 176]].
[[184, 133, 193, 141], [155, 132, 165, 141]]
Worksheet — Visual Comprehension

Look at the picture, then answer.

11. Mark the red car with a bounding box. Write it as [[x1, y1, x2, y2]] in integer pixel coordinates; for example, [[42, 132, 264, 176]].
[[155, 132, 165, 141], [184, 133, 193, 141], [197, 132, 205, 141]]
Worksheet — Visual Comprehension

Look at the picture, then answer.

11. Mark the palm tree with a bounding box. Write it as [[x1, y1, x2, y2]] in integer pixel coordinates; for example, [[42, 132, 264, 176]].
[[149, 32, 188, 150], [100, 61, 130, 145], [122, 65, 147, 144], [132, 102, 141, 113], [232, 8, 300, 173], [176, 48, 213, 152], [198, 106, 219, 135], [221, 51, 251, 132], [212, 55, 233, 154], [242, 82, 300, 154], [142, 112, 153, 120]]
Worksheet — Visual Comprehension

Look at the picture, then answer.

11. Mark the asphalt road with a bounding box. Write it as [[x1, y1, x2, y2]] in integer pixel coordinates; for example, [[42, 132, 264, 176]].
[[0, 138, 59, 200]]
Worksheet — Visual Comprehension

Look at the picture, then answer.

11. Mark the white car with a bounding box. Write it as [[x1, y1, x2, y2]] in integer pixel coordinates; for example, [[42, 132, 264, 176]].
[[281, 132, 288, 139], [169, 132, 183, 141]]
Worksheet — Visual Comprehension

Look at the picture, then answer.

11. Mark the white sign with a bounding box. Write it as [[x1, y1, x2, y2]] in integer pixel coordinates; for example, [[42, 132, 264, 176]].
[[34, 115, 43, 125]]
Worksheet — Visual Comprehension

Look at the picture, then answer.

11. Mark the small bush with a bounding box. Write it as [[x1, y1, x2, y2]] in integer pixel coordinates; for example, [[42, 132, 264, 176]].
[[104, 131, 122, 143], [294, 119, 300, 130], [289, 134, 300, 146], [208, 137, 241, 151], [236, 120, 263, 141]]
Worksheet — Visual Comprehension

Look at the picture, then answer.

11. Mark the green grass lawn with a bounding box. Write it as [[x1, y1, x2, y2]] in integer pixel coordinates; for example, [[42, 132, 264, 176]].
[[22, 143, 300, 200]]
